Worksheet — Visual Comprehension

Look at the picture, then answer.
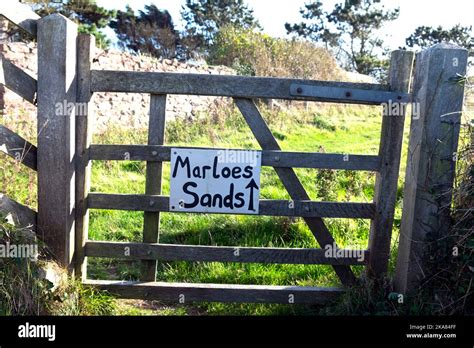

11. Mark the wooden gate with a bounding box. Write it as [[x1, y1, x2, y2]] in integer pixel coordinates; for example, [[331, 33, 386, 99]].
[[2, 2, 468, 305], [75, 45, 415, 304], [0, 3, 39, 230], [5, 3, 454, 305]]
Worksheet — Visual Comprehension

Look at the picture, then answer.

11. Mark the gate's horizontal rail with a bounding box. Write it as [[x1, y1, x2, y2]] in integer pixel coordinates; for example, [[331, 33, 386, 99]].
[[85, 241, 367, 265], [0, 57, 37, 105], [0, 1, 40, 37], [0, 125, 37, 170], [0, 193, 37, 229], [88, 193, 376, 219], [84, 279, 344, 304], [91, 70, 410, 105], [89, 145, 380, 171]]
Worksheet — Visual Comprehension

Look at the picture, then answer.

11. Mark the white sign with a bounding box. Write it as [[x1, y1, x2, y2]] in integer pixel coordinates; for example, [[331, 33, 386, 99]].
[[170, 148, 261, 214]]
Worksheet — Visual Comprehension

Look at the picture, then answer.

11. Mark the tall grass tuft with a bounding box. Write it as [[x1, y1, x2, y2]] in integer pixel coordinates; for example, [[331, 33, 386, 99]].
[[0, 215, 116, 316]]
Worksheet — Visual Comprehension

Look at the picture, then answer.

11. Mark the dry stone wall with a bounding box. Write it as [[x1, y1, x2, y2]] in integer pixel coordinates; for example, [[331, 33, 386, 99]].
[[0, 41, 378, 134]]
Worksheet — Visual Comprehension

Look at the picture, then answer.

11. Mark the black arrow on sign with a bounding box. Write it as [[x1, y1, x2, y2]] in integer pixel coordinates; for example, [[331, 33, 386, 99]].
[[245, 178, 259, 211]]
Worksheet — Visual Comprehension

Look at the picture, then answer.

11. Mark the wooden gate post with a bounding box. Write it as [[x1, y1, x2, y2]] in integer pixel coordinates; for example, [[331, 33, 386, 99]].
[[367, 50, 414, 278], [75, 34, 95, 279], [394, 43, 468, 294], [37, 14, 78, 270]]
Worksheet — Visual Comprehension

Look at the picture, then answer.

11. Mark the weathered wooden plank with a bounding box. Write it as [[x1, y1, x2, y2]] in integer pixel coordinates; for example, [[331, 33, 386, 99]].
[[37, 14, 78, 270], [0, 193, 36, 230], [142, 94, 167, 281], [85, 241, 368, 265], [264, 200, 374, 218], [395, 43, 468, 294], [0, 125, 37, 170], [367, 51, 414, 278], [88, 193, 376, 219], [235, 98, 357, 285], [84, 279, 344, 304], [89, 144, 381, 171], [75, 34, 95, 279], [0, 0, 40, 37], [0, 56, 37, 104], [91, 70, 405, 105]]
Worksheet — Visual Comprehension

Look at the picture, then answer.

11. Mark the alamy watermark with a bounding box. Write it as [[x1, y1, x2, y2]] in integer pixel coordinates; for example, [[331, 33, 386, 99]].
[[382, 100, 420, 120], [324, 242, 365, 262], [55, 100, 88, 116], [18, 322, 55, 342], [216, 149, 260, 167], [0, 242, 38, 261]]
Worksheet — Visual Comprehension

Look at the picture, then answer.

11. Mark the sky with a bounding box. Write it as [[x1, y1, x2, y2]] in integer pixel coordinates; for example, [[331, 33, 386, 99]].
[[96, 0, 474, 50]]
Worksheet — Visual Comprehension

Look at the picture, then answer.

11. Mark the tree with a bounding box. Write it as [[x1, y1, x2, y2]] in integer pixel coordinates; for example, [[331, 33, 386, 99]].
[[181, 0, 259, 54], [285, 0, 399, 79], [110, 5, 179, 59], [24, 0, 116, 48], [405, 24, 473, 50]]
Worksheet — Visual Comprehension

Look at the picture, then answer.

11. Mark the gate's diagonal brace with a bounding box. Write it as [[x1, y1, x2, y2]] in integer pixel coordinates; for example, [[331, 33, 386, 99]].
[[235, 98, 356, 286]]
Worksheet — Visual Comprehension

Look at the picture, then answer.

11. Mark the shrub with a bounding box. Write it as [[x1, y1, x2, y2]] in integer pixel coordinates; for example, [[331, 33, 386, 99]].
[[313, 115, 337, 131], [209, 25, 341, 80]]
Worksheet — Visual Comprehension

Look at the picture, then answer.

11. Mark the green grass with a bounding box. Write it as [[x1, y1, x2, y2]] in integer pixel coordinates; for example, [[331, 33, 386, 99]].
[[0, 103, 412, 315], [84, 103, 408, 315], [0, 217, 117, 316]]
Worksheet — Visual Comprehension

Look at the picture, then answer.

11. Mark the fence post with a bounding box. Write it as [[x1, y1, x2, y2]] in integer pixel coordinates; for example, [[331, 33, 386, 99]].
[[37, 14, 78, 270], [394, 43, 468, 294], [141, 94, 167, 281], [75, 34, 95, 279], [367, 50, 414, 278]]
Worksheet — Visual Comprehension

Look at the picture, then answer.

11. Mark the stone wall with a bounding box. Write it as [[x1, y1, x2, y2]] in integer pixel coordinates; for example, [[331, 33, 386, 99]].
[[0, 41, 380, 134], [0, 42, 234, 132]]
